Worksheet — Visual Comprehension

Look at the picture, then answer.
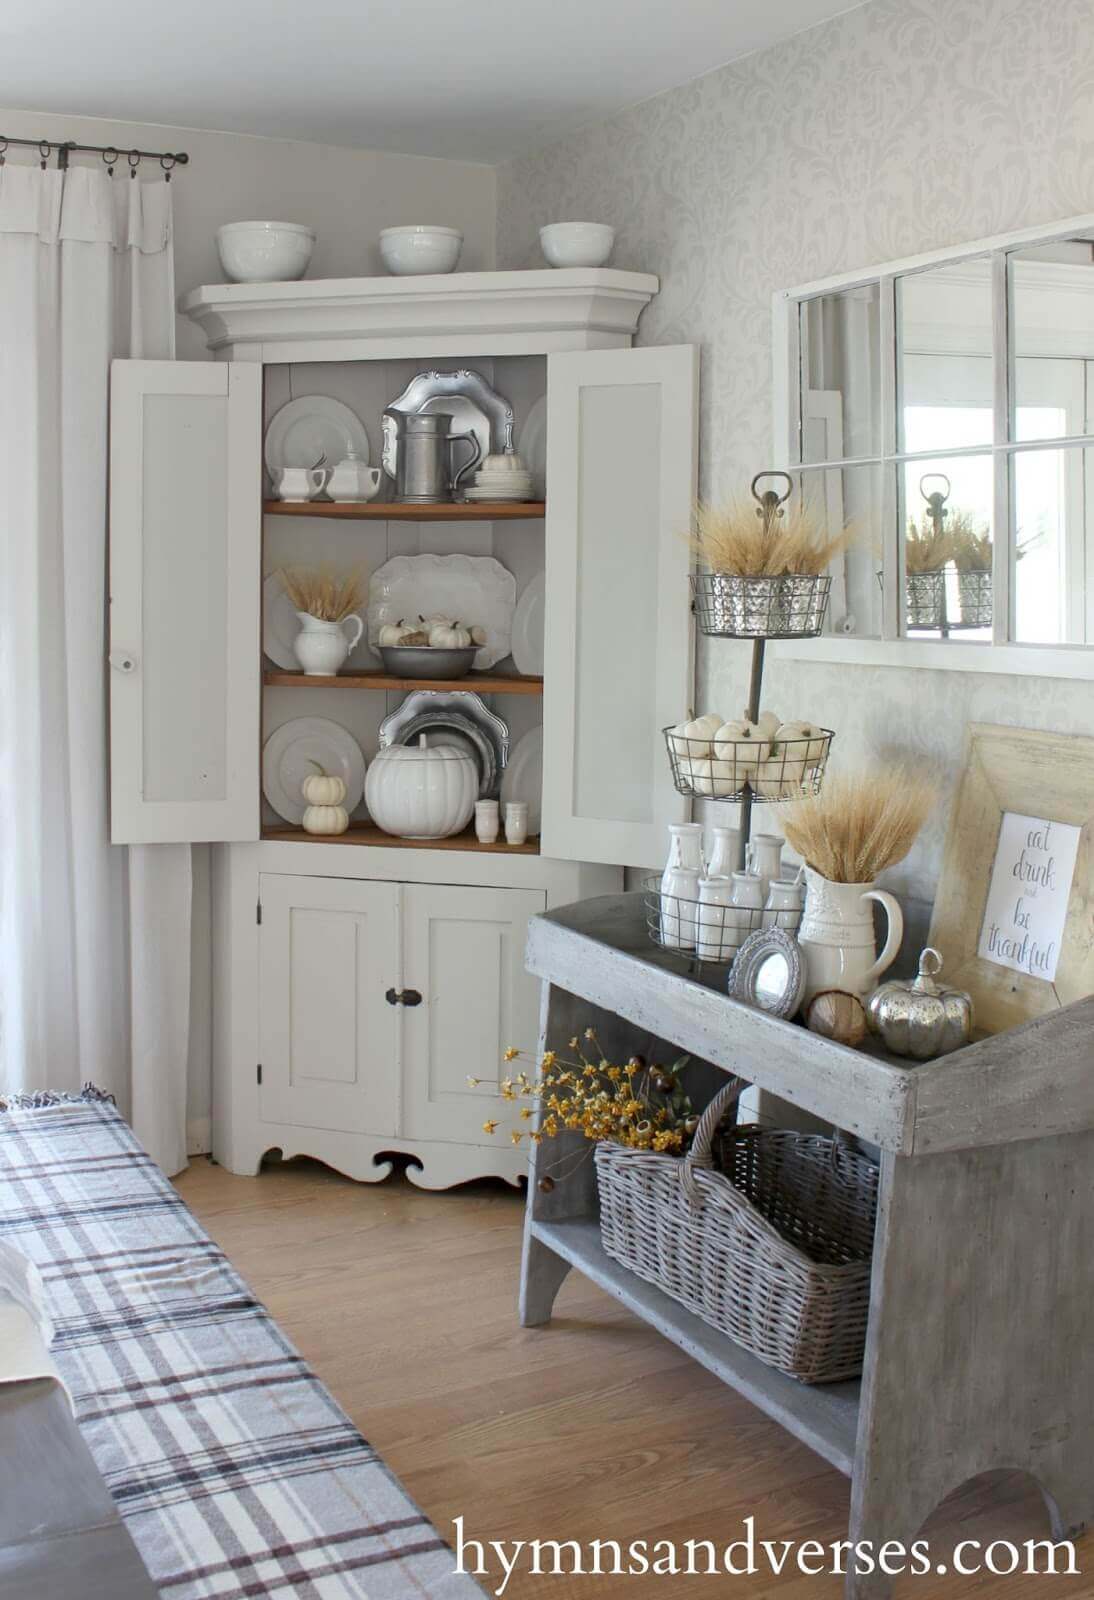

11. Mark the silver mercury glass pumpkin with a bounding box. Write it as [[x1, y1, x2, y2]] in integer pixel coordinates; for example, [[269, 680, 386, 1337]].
[[866, 947, 973, 1061]]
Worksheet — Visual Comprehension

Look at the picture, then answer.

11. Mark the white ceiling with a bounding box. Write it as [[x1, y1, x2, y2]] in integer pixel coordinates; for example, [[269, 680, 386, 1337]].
[[3, 0, 866, 164]]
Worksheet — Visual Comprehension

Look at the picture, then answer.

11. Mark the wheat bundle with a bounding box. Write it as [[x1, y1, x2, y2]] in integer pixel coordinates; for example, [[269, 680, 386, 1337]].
[[778, 767, 935, 884], [279, 566, 365, 622], [688, 499, 858, 578]]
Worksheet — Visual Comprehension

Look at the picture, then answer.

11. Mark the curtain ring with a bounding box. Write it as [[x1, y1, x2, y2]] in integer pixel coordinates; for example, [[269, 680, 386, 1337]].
[[39, 140, 51, 170], [0, 138, 7, 167], [103, 147, 119, 177], [128, 149, 141, 179], [160, 153, 176, 183]]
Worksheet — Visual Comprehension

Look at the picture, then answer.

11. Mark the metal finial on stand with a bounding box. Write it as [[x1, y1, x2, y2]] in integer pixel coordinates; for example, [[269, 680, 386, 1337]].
[[735, 472, 793, 869]]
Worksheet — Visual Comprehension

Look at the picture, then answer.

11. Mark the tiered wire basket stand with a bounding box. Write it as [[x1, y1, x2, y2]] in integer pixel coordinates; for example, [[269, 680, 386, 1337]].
[[667, 471, 836, 872]]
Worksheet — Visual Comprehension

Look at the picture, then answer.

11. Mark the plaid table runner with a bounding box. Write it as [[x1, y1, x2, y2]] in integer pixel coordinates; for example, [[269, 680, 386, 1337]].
[[0, 1089, 482, 1599]]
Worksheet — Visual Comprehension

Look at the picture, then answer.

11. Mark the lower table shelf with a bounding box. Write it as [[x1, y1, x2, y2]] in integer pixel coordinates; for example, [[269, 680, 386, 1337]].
[[531, 1216, 861, 1477]]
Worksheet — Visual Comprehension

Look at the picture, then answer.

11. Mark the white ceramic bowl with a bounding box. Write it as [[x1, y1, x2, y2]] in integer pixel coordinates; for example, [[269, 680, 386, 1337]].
[[216, 221, 315, 283], [380, 225, 463, 276], [539, 221, 615, 268]]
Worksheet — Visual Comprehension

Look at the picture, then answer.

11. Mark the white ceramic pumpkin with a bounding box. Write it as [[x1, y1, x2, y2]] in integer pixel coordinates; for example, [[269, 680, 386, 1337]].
[[378, 620, 413, 647], [774, 720, 828, 763], [712, 718, 768, 774], [302, 770, 347, 807], [755, 708, 781, 740], [668, 712, 723, 758], [428, 620, 472, 649], [364, 735, 477, 839], [303, 803, 349, 835], [686, 757, 737, 797]]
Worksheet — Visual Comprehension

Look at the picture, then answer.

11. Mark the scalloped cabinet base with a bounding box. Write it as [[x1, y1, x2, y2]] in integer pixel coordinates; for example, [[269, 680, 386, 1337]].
[[212, 839, 620, 1190]]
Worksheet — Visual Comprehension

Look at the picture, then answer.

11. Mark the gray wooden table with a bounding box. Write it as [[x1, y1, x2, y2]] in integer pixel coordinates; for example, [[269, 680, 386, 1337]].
[[519, 892, 1094, 1600], [0, 1377, 156, 1600]]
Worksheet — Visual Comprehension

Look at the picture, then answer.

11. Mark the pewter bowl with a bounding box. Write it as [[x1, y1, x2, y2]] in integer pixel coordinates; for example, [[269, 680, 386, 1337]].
[[379, 645, 477, 680]]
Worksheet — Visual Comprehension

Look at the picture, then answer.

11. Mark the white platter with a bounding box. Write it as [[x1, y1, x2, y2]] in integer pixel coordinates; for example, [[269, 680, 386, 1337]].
[[518, 395, 547, 499], [501, 724, 543, 835], [262, 717, 366, 825], [263, 572, 301, 669], [368, 554, 516, 671], [511, 573, 546, 675], [265, 396, 369, 481]]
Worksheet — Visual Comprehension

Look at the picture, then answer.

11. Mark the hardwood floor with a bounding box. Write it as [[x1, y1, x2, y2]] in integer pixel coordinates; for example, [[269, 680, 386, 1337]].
[[177, 1155, 1092, 1597]]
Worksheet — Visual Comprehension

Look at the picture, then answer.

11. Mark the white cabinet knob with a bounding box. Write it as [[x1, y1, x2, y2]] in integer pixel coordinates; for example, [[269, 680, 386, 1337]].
[[109, 650, 137, 674]]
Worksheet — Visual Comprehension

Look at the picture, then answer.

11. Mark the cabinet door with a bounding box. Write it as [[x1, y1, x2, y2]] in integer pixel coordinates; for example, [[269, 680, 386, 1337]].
[[401, 883, 545, 1145], [258, 874, 400, 1135], [109, 360, 261, 843], [541, 344, 698, 868]]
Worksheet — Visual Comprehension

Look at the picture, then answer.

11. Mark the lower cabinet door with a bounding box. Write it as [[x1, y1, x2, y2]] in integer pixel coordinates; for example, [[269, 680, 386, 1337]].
[[258, 873, 400, 1134], [400, 882, 546, 1145]]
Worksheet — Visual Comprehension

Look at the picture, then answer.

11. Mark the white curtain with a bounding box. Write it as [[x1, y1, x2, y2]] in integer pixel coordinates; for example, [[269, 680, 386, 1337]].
[[0, 163, 192, 1174]]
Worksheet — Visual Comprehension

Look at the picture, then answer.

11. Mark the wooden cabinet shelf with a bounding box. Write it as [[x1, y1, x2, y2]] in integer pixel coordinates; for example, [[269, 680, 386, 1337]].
[[264, 669, 543, 695], [263, 499, 545, 521], [261, 823, 540, 855]]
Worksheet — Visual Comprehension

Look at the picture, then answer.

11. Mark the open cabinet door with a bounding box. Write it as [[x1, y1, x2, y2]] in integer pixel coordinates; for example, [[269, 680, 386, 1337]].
[[540, 344, 697, 868], [109, 361, 261, 843]]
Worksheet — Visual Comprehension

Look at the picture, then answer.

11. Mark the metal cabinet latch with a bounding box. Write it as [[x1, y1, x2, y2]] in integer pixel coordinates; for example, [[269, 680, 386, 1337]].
[[385, 988, 423, 1007]]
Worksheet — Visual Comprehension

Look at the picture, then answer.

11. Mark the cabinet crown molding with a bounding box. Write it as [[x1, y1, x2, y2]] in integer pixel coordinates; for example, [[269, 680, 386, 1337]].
[[179, 268, 660, 359]]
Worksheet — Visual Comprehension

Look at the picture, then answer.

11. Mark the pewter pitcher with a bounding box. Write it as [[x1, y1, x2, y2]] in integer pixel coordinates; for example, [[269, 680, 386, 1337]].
[[384, 410, 481, 503]]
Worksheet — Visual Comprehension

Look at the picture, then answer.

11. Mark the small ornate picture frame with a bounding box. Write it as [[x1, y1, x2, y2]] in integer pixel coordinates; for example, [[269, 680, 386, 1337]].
[[929, 723, 1094, 1035]]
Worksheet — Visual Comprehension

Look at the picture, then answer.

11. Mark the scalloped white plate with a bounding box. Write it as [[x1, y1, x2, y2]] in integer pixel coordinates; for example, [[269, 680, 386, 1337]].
[[368, 554, 516, 671]]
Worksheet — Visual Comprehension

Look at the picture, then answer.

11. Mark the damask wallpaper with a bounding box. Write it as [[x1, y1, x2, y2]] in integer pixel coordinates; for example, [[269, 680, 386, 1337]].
[[498, 0, 1094, 893]]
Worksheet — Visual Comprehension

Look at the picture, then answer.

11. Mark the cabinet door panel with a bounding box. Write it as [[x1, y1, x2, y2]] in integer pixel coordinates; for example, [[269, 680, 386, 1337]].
[[541, 344, 697, 867], [258, 874, 399, 1135], [109, 360, 261, 843], [401, 883, 545, 1145]]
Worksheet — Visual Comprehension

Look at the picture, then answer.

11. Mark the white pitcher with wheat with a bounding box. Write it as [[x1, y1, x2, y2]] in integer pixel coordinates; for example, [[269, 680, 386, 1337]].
[[797, 869, 903, 1005], [780, 767, 934, 1008]]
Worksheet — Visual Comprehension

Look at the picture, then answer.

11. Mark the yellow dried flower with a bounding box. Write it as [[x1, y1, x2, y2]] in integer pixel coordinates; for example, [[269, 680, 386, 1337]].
[[467, 1077, 480, 1087], [482, 1119, 498, 1136]]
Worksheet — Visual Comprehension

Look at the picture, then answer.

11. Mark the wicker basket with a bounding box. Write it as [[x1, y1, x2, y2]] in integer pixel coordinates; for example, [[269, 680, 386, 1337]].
[[595, 1080, 879, 1384]]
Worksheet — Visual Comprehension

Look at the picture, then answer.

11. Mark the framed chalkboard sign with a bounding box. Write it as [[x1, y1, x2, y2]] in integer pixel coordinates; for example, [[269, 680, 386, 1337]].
[[930, 724, 1094, 1034]]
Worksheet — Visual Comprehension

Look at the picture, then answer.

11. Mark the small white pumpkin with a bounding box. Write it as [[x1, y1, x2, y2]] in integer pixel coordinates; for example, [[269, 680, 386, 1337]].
[[773, 721, 828, 763], [754, 708, 781, 740], [712, 719, 768, 774], [668, 712, 723, 759], [303, 803, 349, 835], [428, 620, 472, 649], [302, 769, 347, 807], [378, 620, 413, 647], [754, 755, 802, 800], [681, 757, 736, 797], [469, 624, 487, 646]]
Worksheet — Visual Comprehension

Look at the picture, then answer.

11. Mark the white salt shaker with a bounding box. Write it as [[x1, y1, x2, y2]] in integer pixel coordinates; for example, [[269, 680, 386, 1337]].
[[475, 799, 500, 844], [504, 801, 529, 846]]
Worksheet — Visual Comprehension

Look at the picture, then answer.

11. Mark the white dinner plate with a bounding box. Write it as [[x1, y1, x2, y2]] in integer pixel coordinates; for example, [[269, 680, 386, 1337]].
[[264, 396, 370, 481], [368, 554, 516, 671], [263, 572, 301, 669], [511, 572, 545, 675], [262, 717, 366, 825], [500, 724, 543, 835], [518, 395, 547, 499]]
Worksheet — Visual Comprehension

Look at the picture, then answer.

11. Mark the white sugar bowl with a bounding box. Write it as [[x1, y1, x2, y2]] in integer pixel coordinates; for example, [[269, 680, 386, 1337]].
[[328, 451, 382, 502]]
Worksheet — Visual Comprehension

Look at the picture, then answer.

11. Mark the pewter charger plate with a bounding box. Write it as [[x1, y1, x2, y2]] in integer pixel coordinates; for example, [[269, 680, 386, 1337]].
[[381, 370, 515, 489]]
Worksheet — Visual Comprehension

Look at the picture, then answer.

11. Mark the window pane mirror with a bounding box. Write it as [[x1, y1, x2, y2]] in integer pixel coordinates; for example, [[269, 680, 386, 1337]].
[[777, 213, 1094, 670], [1011, 236, 1094, 445]]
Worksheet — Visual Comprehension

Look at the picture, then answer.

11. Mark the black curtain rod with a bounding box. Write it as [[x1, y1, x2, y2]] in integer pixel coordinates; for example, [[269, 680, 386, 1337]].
[[0, 135, 189, 171]]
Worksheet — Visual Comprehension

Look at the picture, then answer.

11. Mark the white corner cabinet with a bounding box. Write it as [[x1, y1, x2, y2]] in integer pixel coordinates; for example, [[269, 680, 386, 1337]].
[[109, 268, 699, 1187]]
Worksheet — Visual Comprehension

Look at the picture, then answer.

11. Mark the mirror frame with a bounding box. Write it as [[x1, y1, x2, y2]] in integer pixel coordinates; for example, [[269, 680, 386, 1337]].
[[773, 209, 1094, 680], [727, 928, 807, 1018]]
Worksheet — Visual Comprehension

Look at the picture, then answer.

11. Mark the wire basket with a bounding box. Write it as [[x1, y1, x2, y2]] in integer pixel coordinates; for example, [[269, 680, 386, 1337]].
[[903, 571, 946, 631], [663, 726, 833, 804], [595, 1079, 880, 1383], [690, 573, 832, 639], [956, 569, 992, 629], [643, 875, 770, 963]]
